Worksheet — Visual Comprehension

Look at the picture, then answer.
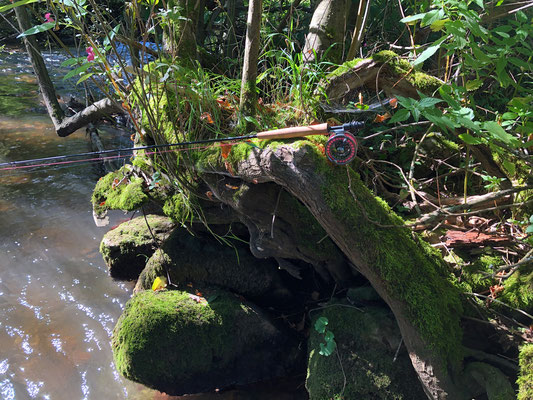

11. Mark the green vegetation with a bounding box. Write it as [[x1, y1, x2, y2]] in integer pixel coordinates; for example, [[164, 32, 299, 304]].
[[517, 344, 533, 400]]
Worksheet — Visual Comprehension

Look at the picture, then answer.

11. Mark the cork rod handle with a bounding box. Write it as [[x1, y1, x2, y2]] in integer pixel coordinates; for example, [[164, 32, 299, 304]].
[[256, 123, 329, 140]]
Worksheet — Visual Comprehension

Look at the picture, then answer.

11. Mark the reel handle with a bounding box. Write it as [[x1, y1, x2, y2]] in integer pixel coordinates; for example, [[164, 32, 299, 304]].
[[256, 123, 329, 139]]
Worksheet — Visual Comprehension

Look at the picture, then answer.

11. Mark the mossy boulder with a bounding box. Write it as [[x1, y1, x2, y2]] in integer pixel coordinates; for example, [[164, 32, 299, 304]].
[[462, 362, 515, 400], [92, 165, 149, 216], [134, 228, 292, 303], [100, 215, 175, 280], [306, 303, 427, 400], [517, 343, 533, 400], [112, 289, 301, 395]]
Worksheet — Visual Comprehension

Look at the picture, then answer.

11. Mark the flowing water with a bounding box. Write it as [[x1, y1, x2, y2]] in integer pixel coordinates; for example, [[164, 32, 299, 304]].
[[0, 46, 166, 400]]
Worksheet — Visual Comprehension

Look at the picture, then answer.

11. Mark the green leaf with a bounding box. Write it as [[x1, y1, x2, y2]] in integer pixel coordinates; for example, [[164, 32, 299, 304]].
[[389, 109, 410, 123], [501, 112, 518, 120], [413, 36, 447, 66], [421, 9, 445, 27], [76, 72, 93, 84], [63, 62, 93, 80], [418, 97, 442, 109], [459, 133, 483, 145], [502, 159, 516, 176], [61, 57, 85, 67], [430, 19, 449, 32], [508, 57, 531, 70], [473, 0, 484, 9], [465, 79, 483, 91], [526, 225, 533, 234], [400, 13, 426, 24], [0, 0, 38, 12], [484, 121, 516, 144], [529, 215, 533, 223], [17, 22, 55, 38], [314, 317, 328, 334]]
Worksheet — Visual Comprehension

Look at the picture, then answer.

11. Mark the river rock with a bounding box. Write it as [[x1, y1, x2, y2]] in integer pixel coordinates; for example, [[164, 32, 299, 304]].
[[100, 215, 175, 280], [112, 288, 301, 395], [134, 228, 292, 304], [306, 302, 427, 400]]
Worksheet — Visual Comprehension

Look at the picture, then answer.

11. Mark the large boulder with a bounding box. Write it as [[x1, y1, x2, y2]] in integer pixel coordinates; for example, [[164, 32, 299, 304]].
[[134, 228, 292, 304], [306, 301, 427, 400], [100, 215, 175, 280], [112, 288, 301, 395]]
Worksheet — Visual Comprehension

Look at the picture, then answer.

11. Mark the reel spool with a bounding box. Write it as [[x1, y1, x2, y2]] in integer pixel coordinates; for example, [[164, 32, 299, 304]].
[[325, 133, 358, 165]]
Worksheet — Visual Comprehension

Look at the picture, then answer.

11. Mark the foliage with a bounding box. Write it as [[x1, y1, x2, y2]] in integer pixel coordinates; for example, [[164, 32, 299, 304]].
[[314, 316, 336, 357]]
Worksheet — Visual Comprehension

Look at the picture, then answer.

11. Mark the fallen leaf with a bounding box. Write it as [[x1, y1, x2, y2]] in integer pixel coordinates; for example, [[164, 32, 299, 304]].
[[152, 276, 168, 291], [225, 184, 239, 190], [200, 112, 214, 124], [220, 142, 233, 159], [206, 191, 214, 200], [224, 161, 234, 176], [358, 92, 363, 105], [374, 112, 391, 123], [389, 98, 398, 108], [99, 201, 106, 207], [489, 284, 504, 298]]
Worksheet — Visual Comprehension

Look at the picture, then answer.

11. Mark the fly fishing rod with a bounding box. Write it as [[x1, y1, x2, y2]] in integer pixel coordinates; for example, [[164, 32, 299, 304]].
[[0, 121, 365, 171]]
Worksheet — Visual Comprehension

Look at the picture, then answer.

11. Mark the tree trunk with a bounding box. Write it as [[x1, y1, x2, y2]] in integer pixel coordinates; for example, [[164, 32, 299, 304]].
[[302, 0, 350, 64], [200, 141, 470, 399], [163, 0, 202, 62], [14, 5, 65, 127], [346, 0, 371, 60], [239, 0, 262, 125], [14, 5, 124, 137]]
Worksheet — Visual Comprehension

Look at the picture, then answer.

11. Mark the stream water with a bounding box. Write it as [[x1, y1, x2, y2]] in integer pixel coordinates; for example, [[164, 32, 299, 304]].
[[0, 46, 167, 400]]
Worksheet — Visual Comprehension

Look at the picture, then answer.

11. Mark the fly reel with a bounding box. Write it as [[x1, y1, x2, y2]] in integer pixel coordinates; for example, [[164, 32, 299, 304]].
[[325, 121, 364, 165]]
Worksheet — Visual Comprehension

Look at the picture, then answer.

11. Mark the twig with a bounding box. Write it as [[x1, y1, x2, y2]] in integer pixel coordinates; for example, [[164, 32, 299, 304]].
[[335, 347, 347, 397], [393, 338, 403, 362], [482, 249, 533, 279], [271, 187, 282, 239], [464, 292, 533, 322], [361, 121, 431, 140]]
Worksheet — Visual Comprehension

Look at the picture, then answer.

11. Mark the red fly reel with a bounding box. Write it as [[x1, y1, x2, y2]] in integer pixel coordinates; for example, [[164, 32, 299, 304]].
[[325, 132, 358, 165]]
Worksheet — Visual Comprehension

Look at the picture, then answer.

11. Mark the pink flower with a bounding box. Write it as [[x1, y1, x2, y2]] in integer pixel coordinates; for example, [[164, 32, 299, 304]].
[[86, 47, 95, 62], [44, 13, 54, 23]]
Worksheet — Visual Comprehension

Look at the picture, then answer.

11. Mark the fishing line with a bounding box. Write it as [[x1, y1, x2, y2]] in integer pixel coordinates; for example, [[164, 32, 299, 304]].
[[0, 134, 257, 170], [0, 144, 215, 172]]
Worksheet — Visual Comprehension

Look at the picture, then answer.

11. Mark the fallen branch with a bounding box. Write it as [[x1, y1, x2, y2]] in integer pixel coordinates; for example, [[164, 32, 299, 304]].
[[411, 186, 533, 230]]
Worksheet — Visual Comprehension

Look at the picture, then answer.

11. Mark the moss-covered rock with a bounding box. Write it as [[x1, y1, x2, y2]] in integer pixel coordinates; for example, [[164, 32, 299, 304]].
[[100, 215, 175, 280], [306, 303, 427, 400], [517, 343, 533, 400], [134, 228, 291, 303], [92, 165, 149, 215], [462, 362, 515, 400], [112, 289, 300, 395]]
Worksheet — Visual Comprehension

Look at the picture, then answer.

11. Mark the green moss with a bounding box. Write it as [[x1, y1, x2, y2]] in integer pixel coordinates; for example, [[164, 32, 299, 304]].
[[517, 344, 533, 400], [112, 290, 235, 387], [463, 362, 515, 400], [372, 50, 442, 94], [92, 167, 149, 214], [112, 288, 297, 394], [306, 305, 427, 399], [500, 262, 533, 314], [326, 58, 364, 79], [302, 142, 463, 368], [463, 255, 501, 293], [162, 191, 195, 223]]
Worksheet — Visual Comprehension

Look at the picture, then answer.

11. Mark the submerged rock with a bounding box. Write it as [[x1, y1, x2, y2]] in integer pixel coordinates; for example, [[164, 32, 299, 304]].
[[306, 303, 427, 400], [112, 289, 301, 395], [134, 228, 292, 304], [100, 215, 175, 280]]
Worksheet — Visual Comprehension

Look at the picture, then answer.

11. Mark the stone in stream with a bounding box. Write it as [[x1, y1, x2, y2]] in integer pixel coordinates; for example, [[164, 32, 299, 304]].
[[134, 228, 293, 305], [112, 288, 302, 395], [100, 215, 175, 280]]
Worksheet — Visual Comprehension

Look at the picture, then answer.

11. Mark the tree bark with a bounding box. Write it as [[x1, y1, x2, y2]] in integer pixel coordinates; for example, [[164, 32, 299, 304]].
[[302, 0, 350, 64], [239, 0, 262, 124]]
